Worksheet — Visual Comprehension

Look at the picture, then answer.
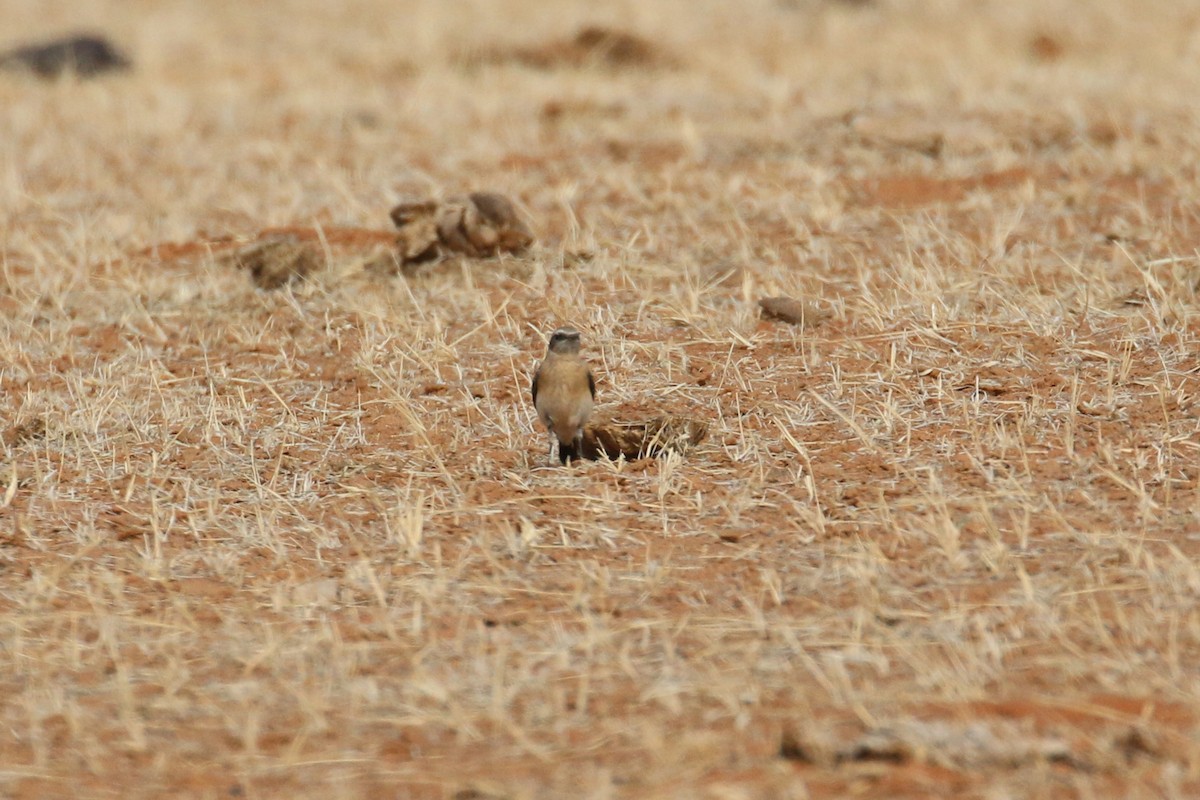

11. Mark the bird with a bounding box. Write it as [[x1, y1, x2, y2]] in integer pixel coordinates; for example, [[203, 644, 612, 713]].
[[531, 327, 596, 465]]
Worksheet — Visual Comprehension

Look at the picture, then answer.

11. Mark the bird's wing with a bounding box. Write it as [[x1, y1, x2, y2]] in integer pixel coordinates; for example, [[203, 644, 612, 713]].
[[587, 369, 596, 400], [531, 364, 541, 406]]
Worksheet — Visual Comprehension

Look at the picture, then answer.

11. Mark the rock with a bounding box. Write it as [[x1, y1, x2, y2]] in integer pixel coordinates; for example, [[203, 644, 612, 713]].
[[758, 296, 831, 327], [0, 34, 130, 78]]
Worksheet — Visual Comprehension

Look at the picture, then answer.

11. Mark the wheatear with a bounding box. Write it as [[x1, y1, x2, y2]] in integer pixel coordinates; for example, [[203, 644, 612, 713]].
[[531, 327, 596, 465]]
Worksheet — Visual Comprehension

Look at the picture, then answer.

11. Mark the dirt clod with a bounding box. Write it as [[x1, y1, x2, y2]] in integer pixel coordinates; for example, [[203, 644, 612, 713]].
[[1, 418, 46, 450], [470, 25, 675, 71], [389, 200, 442, 264], [580, 416, 708, 461], [758, 296, 831, 327], [778, 729, 816, 763], [390, 192, 533, 265], [1029, 33, 1066, 62], [228, 236, 324, 290]]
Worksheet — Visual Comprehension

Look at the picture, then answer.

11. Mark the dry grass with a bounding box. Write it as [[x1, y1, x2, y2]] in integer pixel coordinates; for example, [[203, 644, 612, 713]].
[[3, 0, 1200, 797]]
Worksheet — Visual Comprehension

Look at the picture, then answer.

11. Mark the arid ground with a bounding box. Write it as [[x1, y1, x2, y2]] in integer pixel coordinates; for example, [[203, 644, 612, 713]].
[[3, 1, 1200, 797]]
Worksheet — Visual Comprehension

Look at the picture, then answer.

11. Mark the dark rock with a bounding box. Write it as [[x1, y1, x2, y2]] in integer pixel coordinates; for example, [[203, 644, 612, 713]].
[[0, 34, 131, 78]]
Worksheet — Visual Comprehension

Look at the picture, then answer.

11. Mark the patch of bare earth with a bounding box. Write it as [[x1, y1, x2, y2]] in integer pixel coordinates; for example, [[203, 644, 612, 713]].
[[2, 0, 1200, 797]]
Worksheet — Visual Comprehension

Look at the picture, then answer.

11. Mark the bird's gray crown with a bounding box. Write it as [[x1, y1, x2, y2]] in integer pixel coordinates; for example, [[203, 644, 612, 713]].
[[547, 327, 582, 353]]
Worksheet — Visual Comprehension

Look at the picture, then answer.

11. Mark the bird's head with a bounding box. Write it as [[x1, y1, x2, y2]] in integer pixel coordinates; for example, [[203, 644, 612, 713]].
[[547, 327, 583, 355]]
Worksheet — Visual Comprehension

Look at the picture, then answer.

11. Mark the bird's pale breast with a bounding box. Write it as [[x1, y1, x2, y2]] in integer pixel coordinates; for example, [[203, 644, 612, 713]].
[[535, 357, 593, 443]]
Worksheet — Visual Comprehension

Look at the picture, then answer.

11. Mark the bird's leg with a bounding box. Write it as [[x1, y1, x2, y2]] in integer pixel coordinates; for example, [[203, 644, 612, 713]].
[[559, 431, 584, 466], [547, 435, 557, 467]]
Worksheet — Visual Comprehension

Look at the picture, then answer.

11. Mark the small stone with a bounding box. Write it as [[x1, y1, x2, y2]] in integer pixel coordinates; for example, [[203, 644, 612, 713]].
[[759, 296, 831, 327]]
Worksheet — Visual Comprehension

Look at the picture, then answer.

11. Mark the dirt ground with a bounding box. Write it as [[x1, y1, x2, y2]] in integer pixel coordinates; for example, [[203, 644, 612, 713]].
[[3, 0, 1200, 797]]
